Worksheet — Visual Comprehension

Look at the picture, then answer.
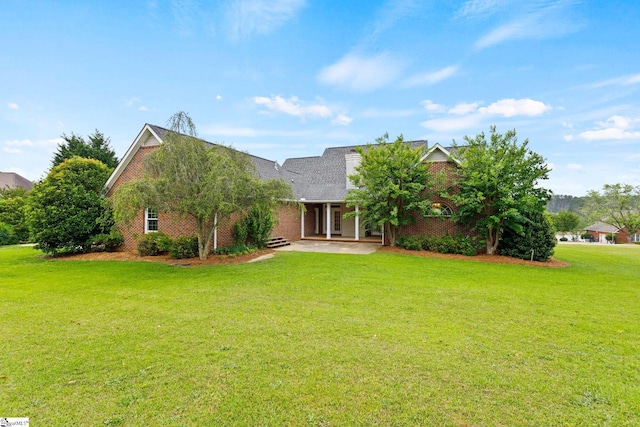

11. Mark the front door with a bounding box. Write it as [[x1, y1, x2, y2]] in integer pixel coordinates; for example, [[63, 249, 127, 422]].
[[331, 207, 342, 235]]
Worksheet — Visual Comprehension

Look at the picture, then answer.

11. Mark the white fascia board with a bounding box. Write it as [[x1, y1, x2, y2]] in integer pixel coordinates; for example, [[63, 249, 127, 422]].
[[104, 124, 164, 191], [420, 143, 460, 164]]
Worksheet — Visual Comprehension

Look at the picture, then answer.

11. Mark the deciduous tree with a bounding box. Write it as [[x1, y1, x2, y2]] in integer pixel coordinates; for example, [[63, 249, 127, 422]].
[[447, 126, 551, 255], [583, 183, 640, 243], [345, 133, 433, 246]]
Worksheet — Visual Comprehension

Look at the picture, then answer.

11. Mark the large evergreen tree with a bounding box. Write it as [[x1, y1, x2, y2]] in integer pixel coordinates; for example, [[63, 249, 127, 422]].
[[52, 130, 118, 169]]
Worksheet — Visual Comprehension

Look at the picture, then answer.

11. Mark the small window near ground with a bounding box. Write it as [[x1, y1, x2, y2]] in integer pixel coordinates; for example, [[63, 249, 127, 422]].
[[145, 208, 158, 233], [428, 202, 453, 217]]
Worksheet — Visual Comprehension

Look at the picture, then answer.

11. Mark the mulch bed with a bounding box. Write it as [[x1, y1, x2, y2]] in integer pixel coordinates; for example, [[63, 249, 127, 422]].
[[378, 246, 569, 268], [55, 246, 568, 268], [55, 249, 275, 266]]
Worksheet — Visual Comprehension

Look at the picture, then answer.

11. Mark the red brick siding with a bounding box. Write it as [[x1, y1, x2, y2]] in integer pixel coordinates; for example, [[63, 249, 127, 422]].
[[272, 204, 302, 241]]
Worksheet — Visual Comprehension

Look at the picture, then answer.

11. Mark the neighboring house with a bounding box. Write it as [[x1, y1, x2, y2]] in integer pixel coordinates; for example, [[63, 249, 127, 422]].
[[0, 172, 32, 191], [106, 124, 467, 251], [584, 222, 621, 243]]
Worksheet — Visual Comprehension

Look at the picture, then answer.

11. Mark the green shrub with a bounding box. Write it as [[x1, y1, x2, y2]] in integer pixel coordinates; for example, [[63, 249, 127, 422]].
[[233, 204, 275, 248], [232, 221, 248, 245], [500, 210, 556, 262], [91, 231, 124, 252], [27, 157, 112, 255], [397, 235, 423, 251], [0, 222, 19, 246], [170, 236, 199, 259], [559, 237, 569, 242], [397, 234, 477, 256], [581, 232, 594, 240], [137, 232, 172, 256], [212, 244, 257, 256]]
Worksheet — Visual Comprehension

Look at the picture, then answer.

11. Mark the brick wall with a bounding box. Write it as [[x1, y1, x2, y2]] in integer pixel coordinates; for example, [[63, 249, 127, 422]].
[[272, 204, 302, 241]]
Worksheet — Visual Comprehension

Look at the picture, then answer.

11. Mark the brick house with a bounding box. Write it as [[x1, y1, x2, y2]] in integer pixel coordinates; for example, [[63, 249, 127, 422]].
[[0, 172, 32, 191], [105, 123, 467, 251], [583, 222, 640, 244]]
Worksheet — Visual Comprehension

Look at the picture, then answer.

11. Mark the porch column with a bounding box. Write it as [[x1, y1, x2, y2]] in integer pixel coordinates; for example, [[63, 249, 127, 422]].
[[355, 205, 360, 241], [300, 205, 305, 239], [326, 202, 331, 240]]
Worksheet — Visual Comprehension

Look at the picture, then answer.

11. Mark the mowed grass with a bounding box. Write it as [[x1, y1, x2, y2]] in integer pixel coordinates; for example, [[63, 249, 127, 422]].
[[1, 244, 639, 425]]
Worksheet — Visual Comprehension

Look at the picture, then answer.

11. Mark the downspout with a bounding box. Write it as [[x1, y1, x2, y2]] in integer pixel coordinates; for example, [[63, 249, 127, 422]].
[[213, 213, 218, 250], [355, 205, 360, 241], [300, 204, 305, 239]]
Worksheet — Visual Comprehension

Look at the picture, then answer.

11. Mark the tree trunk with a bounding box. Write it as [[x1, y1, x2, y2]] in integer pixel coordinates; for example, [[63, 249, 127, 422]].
[[385, 223, 397, 246], [486, 228, 499, 255]]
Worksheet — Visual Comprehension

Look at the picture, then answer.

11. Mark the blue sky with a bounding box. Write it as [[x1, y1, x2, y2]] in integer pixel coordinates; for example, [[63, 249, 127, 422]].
[[1, 0, 639, 196]]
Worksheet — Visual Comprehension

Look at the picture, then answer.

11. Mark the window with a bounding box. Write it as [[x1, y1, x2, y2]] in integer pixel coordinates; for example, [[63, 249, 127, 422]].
[[633, 233, 640, 243], [145, 208, 158, 233], [428, 202, 453, 217]]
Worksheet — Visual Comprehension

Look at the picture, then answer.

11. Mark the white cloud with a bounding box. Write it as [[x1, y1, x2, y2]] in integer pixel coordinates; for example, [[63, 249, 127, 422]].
[[567, 163, 583, 170], [201, 125, 310, 138], [589, 73, 640, 89], [578, 115, 640, 141], [139, 106, 149, 111], [318, 53, 405, 92], [449, 102, 479, 115], [563, 134, 574, 142], [421, 100, 444, 112], [7, 102, 19, 110], [6, 139, 33, 147], [421, 97, 550, 132], [405, 65, 458, 86], [421, 115, 483, 132], [254, 95, 332, 119], [226, 0, 306, 40], [332, 114, 353, 126], [216, 95, 223, 100], [473, 1, 582, 49], [3, 138, 63, 155], [361, 108, 419, 118], [125, 97, 141, 107], [478, 98, 551, 117], [457, 0, 508, 18]]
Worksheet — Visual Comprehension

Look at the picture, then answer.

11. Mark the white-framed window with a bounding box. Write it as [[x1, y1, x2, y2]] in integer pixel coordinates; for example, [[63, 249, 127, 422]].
[[428, 202, 453, 217], [632, 233, 640, 243], [145, 208, 158, 233]]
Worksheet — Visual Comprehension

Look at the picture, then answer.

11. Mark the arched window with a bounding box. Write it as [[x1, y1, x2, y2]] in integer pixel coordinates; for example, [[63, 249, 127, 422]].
[[428, 202, 453, 217]]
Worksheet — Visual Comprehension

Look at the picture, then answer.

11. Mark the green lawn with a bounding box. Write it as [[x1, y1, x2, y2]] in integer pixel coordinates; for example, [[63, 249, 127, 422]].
[[1, 244, 639, 426]]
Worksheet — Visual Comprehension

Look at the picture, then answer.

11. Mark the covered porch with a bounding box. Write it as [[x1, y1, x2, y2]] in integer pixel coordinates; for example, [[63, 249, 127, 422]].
[[298, 201, 383, 243]]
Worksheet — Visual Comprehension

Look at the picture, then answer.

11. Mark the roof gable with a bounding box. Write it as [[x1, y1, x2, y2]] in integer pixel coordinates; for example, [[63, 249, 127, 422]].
[[105, 124, 165, 190]]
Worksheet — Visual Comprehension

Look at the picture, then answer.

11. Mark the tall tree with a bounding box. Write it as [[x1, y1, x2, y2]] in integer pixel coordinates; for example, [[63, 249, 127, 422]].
[[52, 130, 118, 169], [0, 187, 30, 242], [345, 133, 433, 246], [583, 183, 640, 243], [111, 112, 293, 260], [27, 157, 112, 254], [447, 126, 551, 255]]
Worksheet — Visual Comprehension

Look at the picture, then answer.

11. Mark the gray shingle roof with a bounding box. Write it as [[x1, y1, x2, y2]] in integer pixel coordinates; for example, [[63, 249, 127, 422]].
[[149, 123, 435, 202]]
